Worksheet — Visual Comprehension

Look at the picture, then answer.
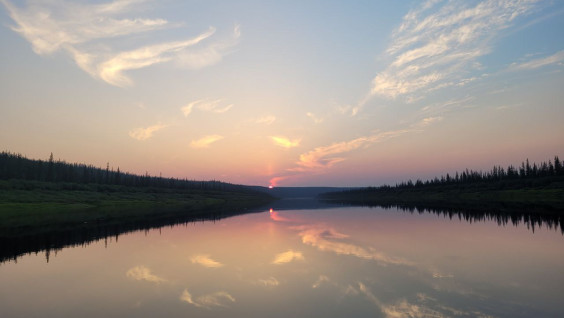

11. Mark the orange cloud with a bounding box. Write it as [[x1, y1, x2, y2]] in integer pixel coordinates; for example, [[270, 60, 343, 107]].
[[128, 123, 168, 141], [270, 136, 301, 148], [190, 135, 224, 148]]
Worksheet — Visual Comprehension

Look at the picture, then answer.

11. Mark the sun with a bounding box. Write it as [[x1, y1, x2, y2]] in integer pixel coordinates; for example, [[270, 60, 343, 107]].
[[268, 185, 273, 189]]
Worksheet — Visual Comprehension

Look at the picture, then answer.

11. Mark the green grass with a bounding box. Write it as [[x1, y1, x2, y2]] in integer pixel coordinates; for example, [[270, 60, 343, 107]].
[[0, 180, 274, 238], [321, 188, 564, 211]]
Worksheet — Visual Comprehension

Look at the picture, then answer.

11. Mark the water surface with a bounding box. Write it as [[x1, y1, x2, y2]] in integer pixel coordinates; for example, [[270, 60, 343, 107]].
[[1, 205, 563, 317]]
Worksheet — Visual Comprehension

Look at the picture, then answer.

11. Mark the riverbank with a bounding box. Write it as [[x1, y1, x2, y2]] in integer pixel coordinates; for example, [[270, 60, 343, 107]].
[[319, 188, 564, 212], [0, 179, 274, 239]]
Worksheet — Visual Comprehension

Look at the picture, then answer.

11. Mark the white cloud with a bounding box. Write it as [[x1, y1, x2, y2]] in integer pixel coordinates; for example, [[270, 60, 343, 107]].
[[510, 50, 564, 70], [270, 136, 301, 148], [128, 123, 168, 140], [180, 289, 235, 309], [271, 250, 304, 265], [272, 117, 444, 184], [370, 0, 539, 101], [181, 99, 234, 117], [306, 112, 324, 124], [255, 277, 280, 287], [293, 129, 410, 171], [297, 225, 412, 266], [177, 24, 241, 69], [191, 254, 224, 268], [126, 265, 166, 283], [2, 1, 241, 87], [190, 135, 224, 148], [254, 115, 276, 125], [312, 275, 330, 288], [98, 28, 216, 87]]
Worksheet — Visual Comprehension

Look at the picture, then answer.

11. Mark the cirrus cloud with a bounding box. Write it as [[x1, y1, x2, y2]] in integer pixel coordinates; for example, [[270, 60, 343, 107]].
[[369, 0, 540, 102], [128, 123, 168, 140], [190, 135, 224, 148], [2, 0, 241, 87]]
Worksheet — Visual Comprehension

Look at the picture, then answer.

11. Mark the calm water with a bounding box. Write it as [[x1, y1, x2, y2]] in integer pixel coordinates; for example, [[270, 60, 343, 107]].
[[1, 204, 563, 317]]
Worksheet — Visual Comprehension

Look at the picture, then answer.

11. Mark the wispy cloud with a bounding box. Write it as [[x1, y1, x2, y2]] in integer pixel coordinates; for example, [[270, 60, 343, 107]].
[[510, 50, 564, 70], [270, 116, 443, 185], [126, 265, 167, 284], [292, 129, 410, 171], [296, 225, 412, 266], [191, 254, 224, 268], [271, 250, 304, 265], [270, 136, 301, 148], [181, 99, 234, 117], [190, 135, 224, 148], [2, 0, 240, 87], [98, 28, 216, 87], [254, 277, 280, 287], [306, 112, 324, 124], [369, 0, 539, 102], [128, 123, 168, 140], [254, 115, 276, 125], [176, 24, 241, 69], [312, 275, 330, 288], [180, 289, 235, 309]]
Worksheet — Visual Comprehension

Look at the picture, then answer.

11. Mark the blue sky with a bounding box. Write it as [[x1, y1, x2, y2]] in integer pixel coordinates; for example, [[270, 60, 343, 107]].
[[1, 0, 563, 186]]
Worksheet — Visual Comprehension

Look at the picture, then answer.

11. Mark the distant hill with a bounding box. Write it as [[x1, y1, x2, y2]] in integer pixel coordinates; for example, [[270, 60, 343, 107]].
[[253, 186, 354, 199]]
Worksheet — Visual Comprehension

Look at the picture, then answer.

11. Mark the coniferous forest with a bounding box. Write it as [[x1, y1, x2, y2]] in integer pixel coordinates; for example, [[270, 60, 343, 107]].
[[0, 151, 273, 242], [320, 156, 564, 210], [0, 151, 255, 192]]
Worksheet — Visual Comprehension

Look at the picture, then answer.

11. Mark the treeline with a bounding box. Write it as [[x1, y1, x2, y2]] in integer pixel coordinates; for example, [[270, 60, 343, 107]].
[[321, 156, 564, 200], [0, 151, 252, 192], [385, 156, 564, 190]]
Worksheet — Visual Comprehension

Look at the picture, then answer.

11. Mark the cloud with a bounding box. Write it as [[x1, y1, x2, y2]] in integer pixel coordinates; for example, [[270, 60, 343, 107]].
[[190, 135, 224, 148], [271, 250, 305, 265], [181, 99, 234, 117], [191, 254, 224, 268], [98, 28, 216, 87], [2, 1, 240, 87], [255, 277, 280, 287], [177, 24, 241, 69], [296, 225, 412, 266], [270, 136, 301, 148], [128, 123, 168, 140], [312, 275, 330, 288], [306, 112, 324, 124], [180, 289, 235, 309], [255, 115, 276, 125], [269, 116, 444, 185], [369, 0, 539, 101], [269, 210, 291, 222], [126, 265, 166, 284], [417, 116, 443, 127], [510, 50, 564, 70], [269, 176, 289, 187], [293, 129, 410, 171]]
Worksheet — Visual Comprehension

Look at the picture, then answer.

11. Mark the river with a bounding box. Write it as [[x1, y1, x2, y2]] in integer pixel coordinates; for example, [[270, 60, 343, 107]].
[[1, 201, 563, 317]]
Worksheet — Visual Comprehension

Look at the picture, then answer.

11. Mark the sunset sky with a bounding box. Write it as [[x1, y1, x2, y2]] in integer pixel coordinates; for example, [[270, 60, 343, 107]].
[[1, 0, 563, 187]]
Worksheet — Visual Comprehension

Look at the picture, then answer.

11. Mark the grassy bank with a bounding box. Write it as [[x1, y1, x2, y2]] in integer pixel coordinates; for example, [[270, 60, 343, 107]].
[[320, 187, 564, 211], [0, 179, 274, 238]]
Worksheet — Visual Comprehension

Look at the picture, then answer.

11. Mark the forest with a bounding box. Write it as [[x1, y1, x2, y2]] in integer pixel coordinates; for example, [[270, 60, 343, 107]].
[[0, 151, 273, 240], [0, 151, 254, 192], [320, 156, 564, 210]]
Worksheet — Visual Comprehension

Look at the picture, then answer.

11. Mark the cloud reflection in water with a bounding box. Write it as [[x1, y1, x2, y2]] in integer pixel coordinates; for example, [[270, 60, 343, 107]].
[[296, 225, 413, 266], [125, 265, 167, 284], [180, 289, 235, 309]]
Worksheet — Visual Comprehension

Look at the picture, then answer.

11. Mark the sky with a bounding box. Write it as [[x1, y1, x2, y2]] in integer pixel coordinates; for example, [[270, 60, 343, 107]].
[[1, 0, 563, 187]]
